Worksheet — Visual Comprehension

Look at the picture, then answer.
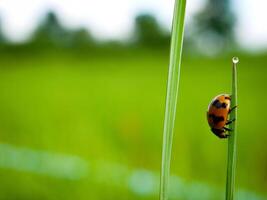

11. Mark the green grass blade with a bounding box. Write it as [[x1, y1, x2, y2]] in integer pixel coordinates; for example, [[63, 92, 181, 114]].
[[226, 57, 239, 200], [159, 0, 186, 199]]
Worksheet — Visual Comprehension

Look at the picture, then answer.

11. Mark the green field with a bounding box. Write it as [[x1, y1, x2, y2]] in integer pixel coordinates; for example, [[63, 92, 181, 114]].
[[0, 49, 266, 199]]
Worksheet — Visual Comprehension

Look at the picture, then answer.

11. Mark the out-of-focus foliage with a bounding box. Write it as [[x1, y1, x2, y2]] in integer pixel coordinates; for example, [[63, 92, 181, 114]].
[[190, 0, 236, 55], [133, 14, 170, 47], [68, 28, 95, 48], [0, 7, 238, 54], [32, 11, 70, 46], [196, 0, 234, 39], [0, 19, 7, 45], [31, 11, 94, 48]]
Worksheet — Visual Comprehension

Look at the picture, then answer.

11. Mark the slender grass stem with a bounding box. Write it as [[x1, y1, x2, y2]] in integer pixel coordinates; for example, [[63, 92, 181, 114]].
[[159, 0, 186, 199], [226, 57, 239, 200]]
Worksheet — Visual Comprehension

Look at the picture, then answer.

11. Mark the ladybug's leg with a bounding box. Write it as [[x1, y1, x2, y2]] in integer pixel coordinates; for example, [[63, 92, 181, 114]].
[[226, 118, 236, 125], [229, 105, 237, 114], [223, 127, 232, 132]]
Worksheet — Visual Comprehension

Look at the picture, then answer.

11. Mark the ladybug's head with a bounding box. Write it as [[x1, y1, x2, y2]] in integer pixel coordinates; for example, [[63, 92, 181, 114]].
[[211, 128, 229, 139]]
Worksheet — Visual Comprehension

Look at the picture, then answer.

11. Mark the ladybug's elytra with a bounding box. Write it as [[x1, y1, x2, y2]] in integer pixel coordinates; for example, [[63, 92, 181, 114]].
[[207, 94, 236, 138]]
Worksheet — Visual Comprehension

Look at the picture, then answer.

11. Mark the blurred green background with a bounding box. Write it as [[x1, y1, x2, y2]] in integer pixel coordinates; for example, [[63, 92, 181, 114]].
[[0, 0, 266, 199]]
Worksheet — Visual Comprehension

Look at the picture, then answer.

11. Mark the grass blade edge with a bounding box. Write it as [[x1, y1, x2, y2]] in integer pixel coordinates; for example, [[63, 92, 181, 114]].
[[159, 0, 187, 200], [226, 57, 239, 200]]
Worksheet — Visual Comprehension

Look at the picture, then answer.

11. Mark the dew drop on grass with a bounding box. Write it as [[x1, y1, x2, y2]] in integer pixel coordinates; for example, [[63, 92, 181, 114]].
[[232, 57, 239, 64]]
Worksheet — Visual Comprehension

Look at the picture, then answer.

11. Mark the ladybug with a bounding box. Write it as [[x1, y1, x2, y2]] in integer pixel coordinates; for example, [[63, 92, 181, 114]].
[[207, 94, 236, 138]]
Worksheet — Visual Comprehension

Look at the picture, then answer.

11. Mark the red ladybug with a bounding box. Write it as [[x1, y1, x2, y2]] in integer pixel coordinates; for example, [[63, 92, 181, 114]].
[[207, 94, 236, 138]]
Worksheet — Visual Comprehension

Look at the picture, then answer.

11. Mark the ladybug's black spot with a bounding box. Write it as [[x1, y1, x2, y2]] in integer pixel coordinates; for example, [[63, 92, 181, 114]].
[[225, 96, 231, 100], [212, 100, 219, 107], [212, 100, 228, 109], [221, 103, 227, 108], [209, 114, 224, 124]]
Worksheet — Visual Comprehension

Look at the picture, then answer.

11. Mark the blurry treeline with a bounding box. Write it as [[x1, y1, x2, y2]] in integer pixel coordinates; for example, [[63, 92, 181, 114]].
[[0, 0, 236, 55]]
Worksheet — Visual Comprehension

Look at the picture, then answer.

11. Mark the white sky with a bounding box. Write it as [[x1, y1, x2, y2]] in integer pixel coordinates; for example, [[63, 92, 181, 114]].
[[0, 0, 266, 50]]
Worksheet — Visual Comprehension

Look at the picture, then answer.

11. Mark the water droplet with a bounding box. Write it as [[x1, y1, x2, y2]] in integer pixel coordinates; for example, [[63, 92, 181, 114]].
[[232, 57, 239, 64]]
